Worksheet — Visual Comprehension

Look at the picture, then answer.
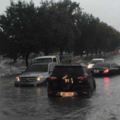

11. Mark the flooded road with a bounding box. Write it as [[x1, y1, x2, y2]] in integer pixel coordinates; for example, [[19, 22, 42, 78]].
[[0, 75, 120, 120]]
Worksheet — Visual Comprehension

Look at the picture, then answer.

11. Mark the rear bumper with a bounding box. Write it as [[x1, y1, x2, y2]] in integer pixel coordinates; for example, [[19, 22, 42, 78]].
[[48, 82, 91, 96]]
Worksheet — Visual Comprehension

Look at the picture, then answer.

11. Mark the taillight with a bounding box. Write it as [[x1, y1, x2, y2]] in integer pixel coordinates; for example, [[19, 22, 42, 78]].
[[49, 76, 57, 80], [103, 68, 109, 74], [77, 76, 87, 80]]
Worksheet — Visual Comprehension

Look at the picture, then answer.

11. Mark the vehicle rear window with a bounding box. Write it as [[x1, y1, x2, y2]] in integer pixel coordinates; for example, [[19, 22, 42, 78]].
[[91, 60, 104, 64], [52, 66, 84, 76], [25, 64, 48, 72], [33, 58, 52, 64], [94, 63, 110, 68]]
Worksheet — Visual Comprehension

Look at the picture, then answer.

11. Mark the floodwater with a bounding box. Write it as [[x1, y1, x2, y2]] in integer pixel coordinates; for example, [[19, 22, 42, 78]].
[[0, 75, 120, 120]]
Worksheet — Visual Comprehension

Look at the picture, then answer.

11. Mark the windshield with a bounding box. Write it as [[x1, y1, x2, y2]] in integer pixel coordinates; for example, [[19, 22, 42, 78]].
[[25, 64, 48, 72], [52, 66, 84, 76], [33, 58, 52, 64]]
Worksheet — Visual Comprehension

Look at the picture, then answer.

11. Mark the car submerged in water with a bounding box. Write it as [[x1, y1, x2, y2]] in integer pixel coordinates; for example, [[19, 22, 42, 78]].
[[15, 63, 55, 87], [92, 62, 120, 76], [47, 64, 96, 97]]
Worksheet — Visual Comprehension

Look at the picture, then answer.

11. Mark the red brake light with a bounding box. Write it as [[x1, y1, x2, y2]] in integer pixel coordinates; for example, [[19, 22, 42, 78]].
[[49, 76, 57, 80], [77, 76, 87, 80], [103, 68, 109, 74]]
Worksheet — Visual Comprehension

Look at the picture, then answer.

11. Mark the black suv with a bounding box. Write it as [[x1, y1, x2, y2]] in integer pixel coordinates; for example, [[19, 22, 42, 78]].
[[47, 64, 96, 97]]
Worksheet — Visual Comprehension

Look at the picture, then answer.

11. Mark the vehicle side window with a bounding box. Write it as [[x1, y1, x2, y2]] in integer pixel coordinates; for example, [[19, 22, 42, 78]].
[[53, 58, 56, 62]]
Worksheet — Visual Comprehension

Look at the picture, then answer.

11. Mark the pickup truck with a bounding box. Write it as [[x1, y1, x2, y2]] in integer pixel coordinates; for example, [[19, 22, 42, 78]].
[[15, 63, 56, 87], [31, 55, 60, 64]]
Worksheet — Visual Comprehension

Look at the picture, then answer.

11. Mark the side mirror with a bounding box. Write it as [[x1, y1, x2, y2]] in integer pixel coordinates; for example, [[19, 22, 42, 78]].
[[49, 70, 53, 75]]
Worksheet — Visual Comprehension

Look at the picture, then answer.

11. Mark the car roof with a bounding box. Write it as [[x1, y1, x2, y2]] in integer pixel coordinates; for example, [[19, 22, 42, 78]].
[[92, 58, 104, 61], [54, 64, 86, 67], [33, 56, 57, 59]]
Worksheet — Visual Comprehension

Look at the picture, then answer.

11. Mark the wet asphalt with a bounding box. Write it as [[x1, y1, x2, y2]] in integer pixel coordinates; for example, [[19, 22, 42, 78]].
[[0, 55, 120, 120]]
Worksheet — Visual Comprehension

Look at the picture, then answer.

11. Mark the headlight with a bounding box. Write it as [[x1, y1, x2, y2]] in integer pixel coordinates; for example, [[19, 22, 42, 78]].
[[88, 64, 94, 69], [37, 76, 44, 81], [16, 76, 20, 82], [37, 77, 41, 81]]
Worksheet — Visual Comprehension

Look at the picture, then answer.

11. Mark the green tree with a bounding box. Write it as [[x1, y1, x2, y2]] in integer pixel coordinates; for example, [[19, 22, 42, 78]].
[[0, 1, 40, 66]]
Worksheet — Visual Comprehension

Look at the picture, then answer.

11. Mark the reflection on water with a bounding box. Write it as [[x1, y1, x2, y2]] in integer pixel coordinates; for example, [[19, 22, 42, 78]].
[[0, 84, 48, 119], [47, 97, 91, 120], [103, 77, 111, 96], [49, 97, 91, 111], [0, 76, 107, 120], [15, 87, 45, 97], [1, 59, 120, 120]]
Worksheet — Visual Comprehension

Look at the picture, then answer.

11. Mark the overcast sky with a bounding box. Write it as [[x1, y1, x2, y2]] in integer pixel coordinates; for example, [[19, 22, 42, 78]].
[[0, 0, 120, 31]]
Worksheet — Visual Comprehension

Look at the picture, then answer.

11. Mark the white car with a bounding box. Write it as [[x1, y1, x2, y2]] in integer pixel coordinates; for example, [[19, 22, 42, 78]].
[[88, 58, 105, 69], [31, 55, 60, 64], [15, 63, 55, 87]]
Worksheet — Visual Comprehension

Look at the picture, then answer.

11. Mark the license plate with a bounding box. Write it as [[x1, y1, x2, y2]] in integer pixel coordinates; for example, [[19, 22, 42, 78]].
[[60, 92, 76, 97]]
